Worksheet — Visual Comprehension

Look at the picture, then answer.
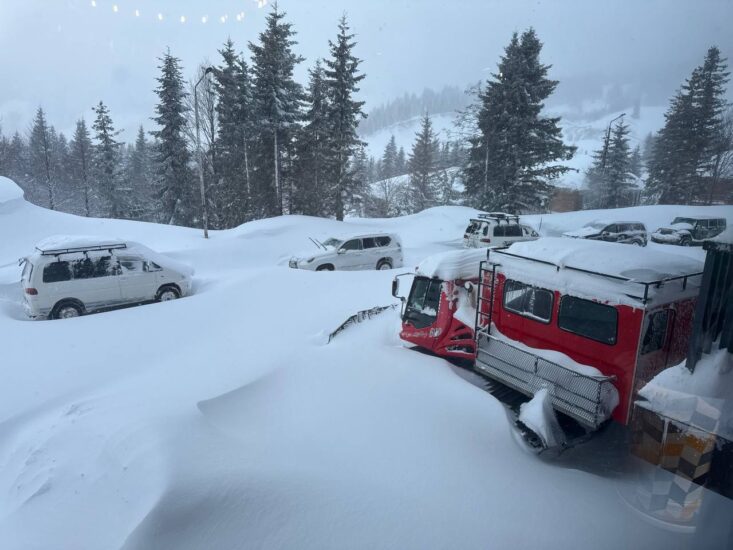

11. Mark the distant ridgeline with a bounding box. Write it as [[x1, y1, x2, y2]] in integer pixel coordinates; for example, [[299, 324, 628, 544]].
[[358, 85, 472, 136]]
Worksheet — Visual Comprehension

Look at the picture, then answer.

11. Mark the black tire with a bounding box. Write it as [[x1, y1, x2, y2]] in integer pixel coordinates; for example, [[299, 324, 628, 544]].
[[51, 301, 83, 320], [156, 285, 180, 302], [631, 239, 644, 247], [316, 264, 334, 271], [376, 259, 392, 270], [681, 236, 692, 247]]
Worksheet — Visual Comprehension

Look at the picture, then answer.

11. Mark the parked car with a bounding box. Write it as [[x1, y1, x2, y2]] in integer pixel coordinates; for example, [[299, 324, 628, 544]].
[[651, 216, 727, 246], [563, 221, 648, 246], [289, 233, 403, 271], [20, 237, 194, 320], [463, 213, 539, 248]]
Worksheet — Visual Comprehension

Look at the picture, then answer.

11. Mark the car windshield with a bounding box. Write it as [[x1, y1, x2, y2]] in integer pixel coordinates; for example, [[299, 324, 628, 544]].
[[671, 217, 696, 225], [321, 238, 342, 248], [585, 222, 608, 230]]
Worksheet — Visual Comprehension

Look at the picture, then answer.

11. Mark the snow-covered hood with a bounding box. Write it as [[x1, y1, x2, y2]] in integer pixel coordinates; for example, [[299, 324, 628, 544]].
[[290, 245, 338, 262], [654, 222, 693, 235], [563, 226, 602, 238]]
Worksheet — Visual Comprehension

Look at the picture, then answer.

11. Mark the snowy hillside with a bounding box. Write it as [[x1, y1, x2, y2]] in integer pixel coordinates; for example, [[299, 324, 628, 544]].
[[0, 176, 731, 549], [361, 105, 667, 191]]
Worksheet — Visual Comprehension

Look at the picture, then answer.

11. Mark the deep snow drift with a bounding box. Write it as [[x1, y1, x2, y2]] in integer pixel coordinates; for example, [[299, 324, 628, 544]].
[[0, 176, 731, 549]]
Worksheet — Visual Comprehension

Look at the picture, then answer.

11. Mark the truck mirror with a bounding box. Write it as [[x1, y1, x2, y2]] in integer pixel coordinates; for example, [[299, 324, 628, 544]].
[[392, 278, 400, 298], [464, 281, 474, 293]]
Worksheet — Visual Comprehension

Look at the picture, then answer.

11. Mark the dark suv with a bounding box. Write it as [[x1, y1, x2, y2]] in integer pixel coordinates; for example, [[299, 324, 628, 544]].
[[651, 217, 727, 246], [563, 221, 648, 246]]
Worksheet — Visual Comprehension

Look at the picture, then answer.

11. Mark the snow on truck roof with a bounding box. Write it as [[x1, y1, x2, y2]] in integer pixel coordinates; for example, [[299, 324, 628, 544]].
[[497, 238, 704, 306], [416, 248, 488, 280]]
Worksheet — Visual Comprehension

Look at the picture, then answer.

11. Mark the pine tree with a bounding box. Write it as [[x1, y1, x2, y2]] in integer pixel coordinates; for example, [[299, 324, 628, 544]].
[[6, 132, 28, 185], [127, 125, 155, 220], [214, 40, 253, 227], [151, 50, 194, 225], [395, 146, 406, 175], [463, 29, 575, 212], [292, 60, 331, 216], [323, 15, 366, 220], [379, 136, 398, 179], [647, 47, 730, 204], [629, 145, 642, 178], [408, 113, 440, 212], [586, 119, 635, 208], [28, 108, 56, 209], [91, 101, 123, 217], [69, 119, 93, 216], [249, 3, 304, 217]]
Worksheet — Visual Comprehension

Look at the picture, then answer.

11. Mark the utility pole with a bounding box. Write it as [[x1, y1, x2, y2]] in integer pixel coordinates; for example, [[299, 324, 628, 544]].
[[195, 66, 215, 239]]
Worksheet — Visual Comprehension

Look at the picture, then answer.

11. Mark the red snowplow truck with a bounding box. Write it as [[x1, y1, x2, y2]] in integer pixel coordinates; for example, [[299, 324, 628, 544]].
[[392, 239, 704, 430]]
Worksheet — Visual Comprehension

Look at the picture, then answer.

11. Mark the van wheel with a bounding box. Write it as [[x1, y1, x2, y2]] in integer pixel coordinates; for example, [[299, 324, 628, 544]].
[[156, 286, 180, 302], [316, 264, 334, 271], [631, 239, 644, 246], [52, 302, 83, 320], [377, 259, 392, 270]]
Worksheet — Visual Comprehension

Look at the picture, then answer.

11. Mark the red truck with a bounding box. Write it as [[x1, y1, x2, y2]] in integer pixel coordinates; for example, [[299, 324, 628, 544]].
[[392, 238, 704, 430]]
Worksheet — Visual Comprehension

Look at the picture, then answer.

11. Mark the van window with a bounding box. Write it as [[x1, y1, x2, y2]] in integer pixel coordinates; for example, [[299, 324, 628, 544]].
[[43, 261, 72, 283], [503, 280, 553, 323], [641, 310, 670, 354], [92, 256, 118, 278], [504, 225, 523, 237], [118, 256, 145, 272], [558, 296, 618, 345], [465, 221, 480, 235], [493, 225, 505, 237], [72, 257, 96, 279], [375, 236, 391, 247]]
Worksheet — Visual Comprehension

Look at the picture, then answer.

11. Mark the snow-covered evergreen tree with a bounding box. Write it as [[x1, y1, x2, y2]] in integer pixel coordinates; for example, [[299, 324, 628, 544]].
[[586, 119, 635, 208], [151, 50, 194, 225], [69, 119, 93, 217], [647, 47, 729, 203], [126, 125, 155, 220], [395, 147, 406, 176], [292, 60, 331, 216], [629, 145, 642, 178], [249, 4, 304, 217], [323, 15, 366, 220], [214, 40, 253, 227], [28, 107, 56, 210], [379, 136, 398, 180], [463, 29, 575, 212], [407, 113, 440, 212], [91, 101, 123, 218]]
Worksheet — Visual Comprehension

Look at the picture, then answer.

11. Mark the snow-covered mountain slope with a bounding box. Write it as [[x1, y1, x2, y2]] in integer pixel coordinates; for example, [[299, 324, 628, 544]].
[[0, 176, 731, 549], [360, 105, 666, 191]]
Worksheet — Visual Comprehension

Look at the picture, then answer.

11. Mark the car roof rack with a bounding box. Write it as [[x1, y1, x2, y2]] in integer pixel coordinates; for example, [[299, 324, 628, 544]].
[[37, 243, 128, 256], [476, 212, 520, 223]]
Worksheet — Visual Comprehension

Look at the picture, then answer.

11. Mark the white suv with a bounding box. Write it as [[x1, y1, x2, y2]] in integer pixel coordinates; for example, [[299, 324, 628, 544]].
[[463, 213, 539, 248], [289, 233, 404, 271], [20, 237, 194, 319]]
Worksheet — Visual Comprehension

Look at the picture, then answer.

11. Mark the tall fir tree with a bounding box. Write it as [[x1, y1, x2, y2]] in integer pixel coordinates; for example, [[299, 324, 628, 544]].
[[395, 146, 407, 176], [151, 50, 194, 225], [407, 113, 440, 212], [463, 29, 575, 212], [69, 118, 93, 216], [127, 125, 155, 220], [379, 135, 398, 180], [647, 47, 729, 203], [292, 60, 331, 216], [249, 3, 304, 217], [214, 39, 253, 227], [323, 15, 366, 220], [28, 107, 56, 210], [91, 101, 123, 217], [629, 144, 642, 178]]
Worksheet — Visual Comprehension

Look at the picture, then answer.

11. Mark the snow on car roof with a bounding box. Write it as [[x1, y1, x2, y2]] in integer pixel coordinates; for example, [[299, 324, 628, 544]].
[[416, 248, 488, 280], [495, 238, 704, 305], [35, 235, 126, 253]]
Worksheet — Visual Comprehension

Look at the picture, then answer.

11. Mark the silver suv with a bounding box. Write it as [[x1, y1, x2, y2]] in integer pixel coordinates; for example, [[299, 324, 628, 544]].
[[651, 216, 727, 246], [289, 233, 403, 271], [563, 221, 648, 246]]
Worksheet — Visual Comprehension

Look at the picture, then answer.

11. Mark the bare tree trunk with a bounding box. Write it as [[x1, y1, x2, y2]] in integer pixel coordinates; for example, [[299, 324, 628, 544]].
[[273, 130, 281, 215]]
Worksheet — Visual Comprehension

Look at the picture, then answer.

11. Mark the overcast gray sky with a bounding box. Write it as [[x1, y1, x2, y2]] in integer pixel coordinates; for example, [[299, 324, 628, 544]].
[[1, 0, 732, 140]]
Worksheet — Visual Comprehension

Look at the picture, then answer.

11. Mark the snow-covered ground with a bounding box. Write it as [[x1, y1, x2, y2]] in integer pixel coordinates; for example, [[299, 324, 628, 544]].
[[1, 176, 731, 549]]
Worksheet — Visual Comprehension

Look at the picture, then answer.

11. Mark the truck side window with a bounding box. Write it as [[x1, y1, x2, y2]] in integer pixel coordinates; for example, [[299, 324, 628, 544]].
[[503, 280, 553, 323], [642, 310, 670, 354], [341, 239, 362, 251], [362, 238, 377, 249], [558, 296, 618, 345]]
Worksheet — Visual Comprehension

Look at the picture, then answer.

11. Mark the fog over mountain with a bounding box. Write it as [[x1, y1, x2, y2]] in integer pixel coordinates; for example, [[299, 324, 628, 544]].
[[1, 0, 731, 139]]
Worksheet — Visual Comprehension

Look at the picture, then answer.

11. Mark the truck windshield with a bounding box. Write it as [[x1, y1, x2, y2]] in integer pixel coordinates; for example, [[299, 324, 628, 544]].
[[404, 276, 442, 329]]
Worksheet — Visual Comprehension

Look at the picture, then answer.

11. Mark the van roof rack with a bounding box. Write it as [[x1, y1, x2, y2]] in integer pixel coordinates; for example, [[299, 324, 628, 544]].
[[476, 212, 520, 223], [37, 243, 127, 256]]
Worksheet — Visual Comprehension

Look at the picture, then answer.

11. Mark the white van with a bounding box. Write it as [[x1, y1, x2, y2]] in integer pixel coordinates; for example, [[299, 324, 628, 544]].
[[289, 233, 404, 271], [20, 237, 194, 319], [463, 213, 539, 248]]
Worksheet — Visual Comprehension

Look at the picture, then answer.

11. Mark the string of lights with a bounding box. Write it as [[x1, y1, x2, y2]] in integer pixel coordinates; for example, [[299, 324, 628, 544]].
[[88, 0, 268, 23]]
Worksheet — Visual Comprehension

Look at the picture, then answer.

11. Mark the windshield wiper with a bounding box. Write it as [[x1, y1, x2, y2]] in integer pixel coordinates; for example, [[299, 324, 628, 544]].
[[308, 237, 326, 250]]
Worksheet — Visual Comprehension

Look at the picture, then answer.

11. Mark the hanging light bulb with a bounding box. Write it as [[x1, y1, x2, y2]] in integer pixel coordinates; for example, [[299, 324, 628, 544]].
[[201, 15, 208, 24], [112, 4, 119, 13], [180, 15, 186, 23], [134, 9, 140, 17], [220, 15, 226, 23], [157, 13, 164, 21], [90, 0, 97, 8]]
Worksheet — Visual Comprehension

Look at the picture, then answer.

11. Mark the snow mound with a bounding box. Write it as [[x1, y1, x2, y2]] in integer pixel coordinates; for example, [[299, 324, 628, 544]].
[[518, 389, 566, 448], [416, 248, 488, 280], [0, 176, 24, 204]]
